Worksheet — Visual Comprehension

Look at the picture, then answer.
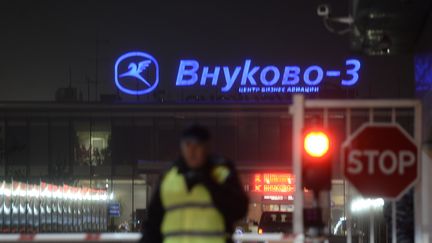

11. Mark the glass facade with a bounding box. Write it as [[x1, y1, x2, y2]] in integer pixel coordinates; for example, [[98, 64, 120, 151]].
[[0, 103, 416, 241], [0, 180, 108, 233], [0, 104, 294, 233]]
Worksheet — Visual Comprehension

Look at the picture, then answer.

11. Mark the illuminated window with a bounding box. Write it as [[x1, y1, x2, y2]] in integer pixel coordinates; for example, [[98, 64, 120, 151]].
[[74, 121, 111, 166]]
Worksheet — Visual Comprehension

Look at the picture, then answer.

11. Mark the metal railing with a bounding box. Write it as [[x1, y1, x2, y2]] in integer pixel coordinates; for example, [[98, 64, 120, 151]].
[[290, 95, 424, 243]]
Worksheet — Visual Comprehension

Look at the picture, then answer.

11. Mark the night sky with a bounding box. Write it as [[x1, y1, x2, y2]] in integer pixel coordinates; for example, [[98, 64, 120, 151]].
[[0, 1, 416, 101]]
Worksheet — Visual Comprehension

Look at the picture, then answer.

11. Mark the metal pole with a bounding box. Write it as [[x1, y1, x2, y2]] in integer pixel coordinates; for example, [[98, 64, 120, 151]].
[[345, 108, 352, 243], [392, 201, 397, 243], [391, 109, 397, 243], [290, 95, 304, 234], [414, 102, 423, 243], [322, 108, 331, 235], [291, 94, 304, 235], [421, 151, 432, 243], [370, 208, 374, 243]]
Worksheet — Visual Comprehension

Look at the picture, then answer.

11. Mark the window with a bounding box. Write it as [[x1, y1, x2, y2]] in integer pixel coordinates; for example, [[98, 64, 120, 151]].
[[74, 121, 91, 166], [215, 119, 236, 161], [6, 120, 28, 176], [133, 119, 154, 162], [29, 120, 49, 166], [91, 120, 111, 166], [0, 119, 5, 170], [280, 118, 292, 163], [259, 118, 280, 161], [156, 118, 177, 162], [238, 118, 258, 162], [50, 120, 71, 174], [112, 119, 134, 165]]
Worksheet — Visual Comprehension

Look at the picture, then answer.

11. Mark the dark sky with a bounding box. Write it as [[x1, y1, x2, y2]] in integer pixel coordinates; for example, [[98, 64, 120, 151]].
[[0, 0, 415, 101]]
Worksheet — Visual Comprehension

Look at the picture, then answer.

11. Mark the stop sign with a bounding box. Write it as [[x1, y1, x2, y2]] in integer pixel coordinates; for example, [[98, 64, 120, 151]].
[[342, 124, 418, 199]]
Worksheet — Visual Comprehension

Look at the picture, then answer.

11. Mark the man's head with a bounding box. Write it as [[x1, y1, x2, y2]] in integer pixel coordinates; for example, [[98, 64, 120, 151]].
[[180, 124, 211, 169]]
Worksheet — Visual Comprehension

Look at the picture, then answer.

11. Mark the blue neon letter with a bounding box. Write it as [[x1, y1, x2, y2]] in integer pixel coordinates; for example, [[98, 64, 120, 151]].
[[260, 66, 280, 86], [176, 60, 200, 86], [341, 59, 361, 86], [222, 66, 242, 92], [282, 66, 300, 85], [200, 66, 221, 86], [240, 60, 259, 86], [303, 65, 324, 85]]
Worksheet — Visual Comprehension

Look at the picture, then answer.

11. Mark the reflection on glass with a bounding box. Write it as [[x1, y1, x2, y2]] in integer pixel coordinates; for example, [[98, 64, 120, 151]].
[[0, 180, 108, 233]]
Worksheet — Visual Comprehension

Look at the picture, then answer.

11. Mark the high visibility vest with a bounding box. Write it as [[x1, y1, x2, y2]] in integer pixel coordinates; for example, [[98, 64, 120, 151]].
[[160, 166, 228, 243]]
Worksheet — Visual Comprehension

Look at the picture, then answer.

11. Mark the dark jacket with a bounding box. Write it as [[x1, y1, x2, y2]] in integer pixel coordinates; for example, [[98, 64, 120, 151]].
[[141, 156, 249, 243]]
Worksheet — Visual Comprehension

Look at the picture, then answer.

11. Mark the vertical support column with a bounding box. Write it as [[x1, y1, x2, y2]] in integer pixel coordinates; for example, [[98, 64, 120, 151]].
[[291, 94, 304, 235], [370, 209, 375, 243], [414, 102, 424, 243], [392, 202, 397, 243], [322, 108, 331, 234], [391, 108, 397, 243], [345, 108, 352, 243], [422, 151, 432, 243]]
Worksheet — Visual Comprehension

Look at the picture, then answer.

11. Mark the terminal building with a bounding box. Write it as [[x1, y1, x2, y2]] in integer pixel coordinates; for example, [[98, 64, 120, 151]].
[[0, 47, 422, 240], [1, 1, 432, 242], [0, 99, 417, 238]]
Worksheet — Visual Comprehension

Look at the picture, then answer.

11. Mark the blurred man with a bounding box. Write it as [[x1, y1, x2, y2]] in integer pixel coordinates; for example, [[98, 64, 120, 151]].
[[142, 124, 249, 243]]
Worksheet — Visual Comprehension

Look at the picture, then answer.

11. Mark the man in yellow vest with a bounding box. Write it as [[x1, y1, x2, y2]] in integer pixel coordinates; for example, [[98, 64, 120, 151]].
[[142, 124, 249, 243]]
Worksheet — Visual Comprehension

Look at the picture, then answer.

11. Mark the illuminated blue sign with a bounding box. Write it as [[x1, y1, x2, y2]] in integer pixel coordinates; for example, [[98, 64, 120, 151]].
[[176, 59, 360, 94], [114, 51, 360, 96], [108, 203, 120, 217], [415, 53, 432, 93], [114, 51, 159, 95]]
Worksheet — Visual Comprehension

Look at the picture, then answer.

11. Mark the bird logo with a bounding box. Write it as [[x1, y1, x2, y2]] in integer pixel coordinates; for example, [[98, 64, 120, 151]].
[[114, 51, 160, 95], [119, 60, 152, 87]]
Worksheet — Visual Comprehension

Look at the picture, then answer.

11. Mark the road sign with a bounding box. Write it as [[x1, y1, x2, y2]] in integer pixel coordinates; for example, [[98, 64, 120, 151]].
[[108, 203, 121, 217], [342, 124, 418, 199]]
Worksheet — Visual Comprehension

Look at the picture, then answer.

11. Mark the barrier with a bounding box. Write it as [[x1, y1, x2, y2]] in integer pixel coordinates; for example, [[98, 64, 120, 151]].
[[0, 233, 328, 243], [290, 95, 424, 243], [0, 233, 141, 242], [233, 233, 292, 242]]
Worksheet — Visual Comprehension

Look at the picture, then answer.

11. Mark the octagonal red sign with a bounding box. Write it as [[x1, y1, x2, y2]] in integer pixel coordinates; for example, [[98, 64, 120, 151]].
[[342, 124, 418, 199]]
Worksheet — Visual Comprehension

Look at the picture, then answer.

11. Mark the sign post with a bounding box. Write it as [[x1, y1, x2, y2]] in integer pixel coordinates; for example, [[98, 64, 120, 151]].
[[342, 123, 419, 243], [291, 94, 304, 235]]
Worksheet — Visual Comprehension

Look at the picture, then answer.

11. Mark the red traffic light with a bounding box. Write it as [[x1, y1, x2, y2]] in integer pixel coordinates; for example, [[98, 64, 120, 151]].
[[302, 129, 332, 192], [304, 131, 330, 158]]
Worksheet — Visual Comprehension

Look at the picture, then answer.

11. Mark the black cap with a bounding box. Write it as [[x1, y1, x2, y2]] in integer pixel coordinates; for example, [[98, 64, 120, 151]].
[[181, 124, 211, 143]]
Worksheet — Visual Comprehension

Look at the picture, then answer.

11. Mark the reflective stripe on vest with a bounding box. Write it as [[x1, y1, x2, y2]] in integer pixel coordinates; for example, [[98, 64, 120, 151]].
[[160, 167, 226, 243]]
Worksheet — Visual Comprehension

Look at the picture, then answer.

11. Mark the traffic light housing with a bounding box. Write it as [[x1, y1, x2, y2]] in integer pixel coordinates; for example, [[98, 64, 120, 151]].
[[302, 129, 332, 192]]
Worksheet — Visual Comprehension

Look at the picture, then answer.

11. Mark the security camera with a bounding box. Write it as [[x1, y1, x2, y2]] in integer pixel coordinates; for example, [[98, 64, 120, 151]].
[[317, 3, 353, 35], [317, 4, 331, 17]]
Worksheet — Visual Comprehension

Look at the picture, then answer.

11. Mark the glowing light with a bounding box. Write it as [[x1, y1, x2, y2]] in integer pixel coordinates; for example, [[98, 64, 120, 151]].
[[333, 217, 346, 235], [253, 173, 295, 194], [304, 131, 330, 157], [114, 51, 361, 96], [175, 59, 361, 93], [341, 59, 361, 86], [114, 51, 159, 95], [303, 65, 324, 85], [351, 198, 384, 213], [0, 180, 108, 203], [263, 195, 284, 201]]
